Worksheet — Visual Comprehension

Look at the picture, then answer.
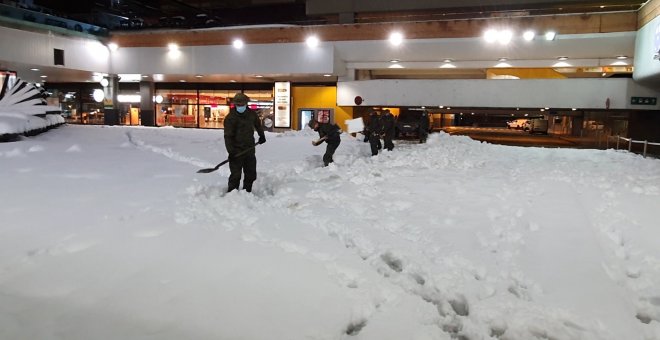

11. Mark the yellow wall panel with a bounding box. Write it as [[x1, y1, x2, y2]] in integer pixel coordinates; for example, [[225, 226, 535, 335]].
[[291, 86, 353, 131]]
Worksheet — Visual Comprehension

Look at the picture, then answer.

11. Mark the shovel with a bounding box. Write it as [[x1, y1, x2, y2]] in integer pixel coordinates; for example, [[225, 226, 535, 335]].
[[197, 144, 257, 174]]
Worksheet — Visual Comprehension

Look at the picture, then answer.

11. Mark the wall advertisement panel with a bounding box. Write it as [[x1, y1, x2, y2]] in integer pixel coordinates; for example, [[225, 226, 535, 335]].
[[274, 82, 291, 128]]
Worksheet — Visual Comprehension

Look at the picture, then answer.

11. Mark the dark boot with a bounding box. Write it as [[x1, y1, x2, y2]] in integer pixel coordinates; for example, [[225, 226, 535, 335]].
[[243, 182, 253, 193]]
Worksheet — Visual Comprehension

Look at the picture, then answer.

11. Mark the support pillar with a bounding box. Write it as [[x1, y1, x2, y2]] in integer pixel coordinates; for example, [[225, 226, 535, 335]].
[[103, 75, 119, 125], [139, 81, 155, 126]]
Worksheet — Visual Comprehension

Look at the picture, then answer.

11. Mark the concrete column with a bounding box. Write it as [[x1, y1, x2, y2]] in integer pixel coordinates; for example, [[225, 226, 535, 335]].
[[338, 68, 356, 82], [102, 75, 119, 109], [139, 80, 155, 126], [102, 75, 119, 125]]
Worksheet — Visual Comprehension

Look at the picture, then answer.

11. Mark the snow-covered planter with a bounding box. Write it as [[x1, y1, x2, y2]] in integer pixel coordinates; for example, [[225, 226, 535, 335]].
[[0, 77, 63, 141]]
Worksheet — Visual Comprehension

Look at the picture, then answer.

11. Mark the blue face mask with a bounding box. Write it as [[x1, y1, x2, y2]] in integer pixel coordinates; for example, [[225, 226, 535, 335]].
[[236, 105, 247, 113]]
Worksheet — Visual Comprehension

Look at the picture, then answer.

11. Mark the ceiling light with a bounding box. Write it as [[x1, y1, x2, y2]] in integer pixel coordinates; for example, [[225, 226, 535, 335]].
[[443, 59, 452, 63], [616, 55, 628, 60], [557, 56, 568, 61], [30, 68, 39, 71], [498, 57, 508, 62], [195, 75, 203, 78], [40, 75, 47, 78], [553, 61, 571, 67], [484, 29, 498, 43], [390, 59, 400, 63], [323, 74, 332, 77], [108, 42, 119, 51], [572, 108, 577, 111], [388, 64, 404, 69], [306, 36, 320, 48], [141, 75, 149, 78], [179, 80, 186, 82], [229, 79, 237, 82], [232, 39, 244, 49], [523, 30, 535, 41], [100, 78, 109, 87], [118, 74, 142, 82], [167, 43, 179, 51], [255, 75, 263, 78], [389, 32, 404, 46], [545, 31, 556, 41], [600, 5, 605, 8], [440, 63, 456, 68]]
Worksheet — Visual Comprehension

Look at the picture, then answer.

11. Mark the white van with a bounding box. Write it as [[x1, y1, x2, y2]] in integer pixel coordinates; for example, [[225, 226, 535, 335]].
[[506, 119, 530, 130], [529, 119, 548, 134]]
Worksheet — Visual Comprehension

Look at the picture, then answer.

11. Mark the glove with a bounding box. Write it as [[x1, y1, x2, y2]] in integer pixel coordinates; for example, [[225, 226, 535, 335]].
[[363, 135, 369, 142], [258, 135, 266, 144]]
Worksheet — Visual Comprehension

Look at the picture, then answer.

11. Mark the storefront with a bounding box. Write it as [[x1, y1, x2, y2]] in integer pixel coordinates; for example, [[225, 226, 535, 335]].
[[46, 82, 352, 132], [154, 87, 274, 129], [45, 85, 104, 125]]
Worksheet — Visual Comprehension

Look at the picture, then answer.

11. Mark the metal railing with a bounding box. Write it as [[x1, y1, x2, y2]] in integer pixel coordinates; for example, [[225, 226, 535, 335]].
[[609, 135, 660, 158], [0, 3, 108, 37]]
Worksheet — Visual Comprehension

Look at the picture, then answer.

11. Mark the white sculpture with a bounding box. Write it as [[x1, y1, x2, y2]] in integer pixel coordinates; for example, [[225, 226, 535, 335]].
[[0, 77, 64, 139]]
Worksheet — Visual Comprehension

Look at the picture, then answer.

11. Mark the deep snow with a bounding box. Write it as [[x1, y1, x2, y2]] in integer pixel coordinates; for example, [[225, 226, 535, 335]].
[[1, 125, 659, 340]]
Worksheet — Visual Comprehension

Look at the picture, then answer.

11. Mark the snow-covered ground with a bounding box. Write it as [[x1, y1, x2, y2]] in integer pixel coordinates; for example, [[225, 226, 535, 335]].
[[1, 125, 659, 340]]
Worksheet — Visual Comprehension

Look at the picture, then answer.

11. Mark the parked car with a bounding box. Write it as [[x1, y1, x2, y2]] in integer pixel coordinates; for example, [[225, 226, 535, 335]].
[[506, 118, 530, 130], [395, 111, 433, 138]]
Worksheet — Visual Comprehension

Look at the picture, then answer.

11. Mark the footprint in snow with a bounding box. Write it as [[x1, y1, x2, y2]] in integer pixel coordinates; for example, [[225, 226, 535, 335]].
[[380, 252, 403, 273]]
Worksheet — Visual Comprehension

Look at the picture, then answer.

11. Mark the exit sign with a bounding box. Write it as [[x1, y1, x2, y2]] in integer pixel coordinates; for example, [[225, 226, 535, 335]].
[[631, 97, 657, 105]]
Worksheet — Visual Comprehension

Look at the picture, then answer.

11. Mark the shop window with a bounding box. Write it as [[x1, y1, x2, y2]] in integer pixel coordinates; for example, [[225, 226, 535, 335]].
[[153, 89, 274, 129]]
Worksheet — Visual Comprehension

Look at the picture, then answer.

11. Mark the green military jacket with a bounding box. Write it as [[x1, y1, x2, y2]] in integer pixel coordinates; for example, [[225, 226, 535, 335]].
[[224, 107, 265, 156]]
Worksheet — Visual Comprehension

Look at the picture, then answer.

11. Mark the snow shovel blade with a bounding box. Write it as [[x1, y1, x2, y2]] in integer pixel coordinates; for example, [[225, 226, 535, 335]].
[[196, 159, 228, 173], [197, 167, 219, 173], [196, 145, 257, 174]]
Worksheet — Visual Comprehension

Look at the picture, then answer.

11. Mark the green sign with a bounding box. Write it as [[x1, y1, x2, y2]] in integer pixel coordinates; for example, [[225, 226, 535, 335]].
[[631, 97, 657, 105]]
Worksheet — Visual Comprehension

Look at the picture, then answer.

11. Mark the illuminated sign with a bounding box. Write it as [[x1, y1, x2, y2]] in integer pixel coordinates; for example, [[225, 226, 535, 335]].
[[274, 82, 290, 128], [117, 94, 141, 103], [248, 101, 273, 109], [631, 96, 657, 105]]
